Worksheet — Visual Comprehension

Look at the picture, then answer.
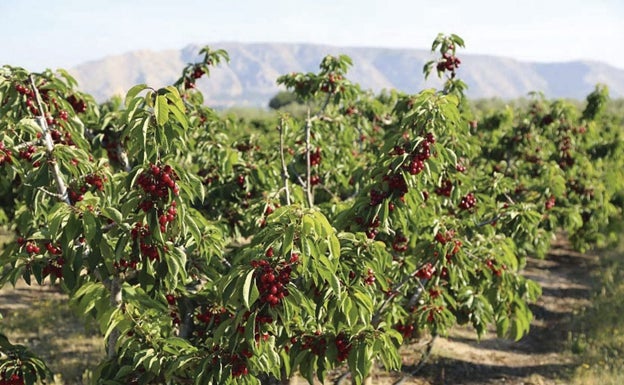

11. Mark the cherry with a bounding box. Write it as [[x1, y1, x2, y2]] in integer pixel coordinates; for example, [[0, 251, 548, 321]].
[[435, 179, 453, 197], [415, 263, 435, 280], [363, 268, 376, 285], [252, 258, 292, 307], [459, 193, 476, 210], [545, 195, 556, 210], [334, 333, 352, 362], [392, 233, 408, 252], [310, 147, 322, 166]]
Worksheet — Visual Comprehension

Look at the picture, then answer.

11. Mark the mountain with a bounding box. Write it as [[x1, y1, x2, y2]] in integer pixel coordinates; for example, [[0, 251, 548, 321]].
[[69, 42, 624, 107]]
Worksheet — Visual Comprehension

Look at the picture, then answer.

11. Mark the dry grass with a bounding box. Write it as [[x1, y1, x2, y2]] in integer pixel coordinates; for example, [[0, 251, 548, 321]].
[[0, 281, 104, 385], [566, 241, 624, 385]]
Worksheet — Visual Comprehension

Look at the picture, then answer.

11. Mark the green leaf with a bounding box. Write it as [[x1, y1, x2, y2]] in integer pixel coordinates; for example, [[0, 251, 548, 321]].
[[328, 234, 340, 259], [82, 210, 98, 243], [101, 207, 123, 224], [125, 84, 148, 107], [168, 103, 188, 130], [282, 226, 295, 256], [155, 94, 169, 127], [242, 269, 258, 309]]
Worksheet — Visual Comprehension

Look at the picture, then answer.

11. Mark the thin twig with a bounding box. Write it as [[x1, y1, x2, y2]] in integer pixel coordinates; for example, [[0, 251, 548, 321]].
[[305, 108, 313, 208], [333, 371, 350, 385], [278, 117, 291, 205], [288, 164, 306, 187], [371, 263, 431, 326], [476, 213, 503, 227], [392, 332, 437, 385], [14, 140, 40, 150], [315, 93, 332, 118], [107, 277, 122, 358], [31, 186, 64, 200]]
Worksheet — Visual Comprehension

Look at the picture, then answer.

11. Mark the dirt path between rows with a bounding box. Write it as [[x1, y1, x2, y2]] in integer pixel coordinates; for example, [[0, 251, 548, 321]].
[[0, 238, 596, 385], [360, 238, 596, 385]]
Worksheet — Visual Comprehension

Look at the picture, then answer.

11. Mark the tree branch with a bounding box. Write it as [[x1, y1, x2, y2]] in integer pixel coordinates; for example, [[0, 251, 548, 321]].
[[29, 75, 70, 205]]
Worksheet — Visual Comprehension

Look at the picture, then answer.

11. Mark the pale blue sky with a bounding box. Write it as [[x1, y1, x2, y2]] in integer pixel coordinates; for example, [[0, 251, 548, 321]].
[[1, 0, 623, 70]]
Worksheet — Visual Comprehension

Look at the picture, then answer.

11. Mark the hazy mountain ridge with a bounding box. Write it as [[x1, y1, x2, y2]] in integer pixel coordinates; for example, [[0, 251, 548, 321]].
[[69, 42, 624, 107]]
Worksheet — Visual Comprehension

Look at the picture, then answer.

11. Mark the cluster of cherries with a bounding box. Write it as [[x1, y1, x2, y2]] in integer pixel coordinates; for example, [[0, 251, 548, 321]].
[[458, 192, 477, 210], [567, 179, 594, 200], [0, 141, 12, 166], [16, 237, 65, 279], [435, 230, 462, 262], [198, 165, 219, 186], [66, 94, 87, 113], [354, 216, 380, 240], [18, 145, 36, 162], [136, 164, 180, 233], [15, 82, 83, 124], [194, 305, 230, 335], [156, 202, 178, 233], [545, 195, 556, 210], [363, 268, 376, 285], [0, 372, 23, 385], [84, 173, 106, 191], [67, 172, 107, 204], [291, 331, 352, 362], [370, 133, 437, 207], [42, 255, 65, 279], [369, 187, 388, 206], [436, 51, 462, 75], [229, 352, 251, 377], [395, 322, 417, 339], [235, 174, 246, 189], [183, 65, 206, 89], [435, 179, 453, 197], [295, 331, 327, 356], [425, 305, 444, 323], [130, 222, 160, 261], [206, 345, 253, 377], [485, 259, 507, 277], [48, 128, 75, 146], [404, 132, 436, 175], [415, 262, 436, 280], [235, 312, 275, 345], [319, 72, 343, 94], [334, 333, 352, 362], [164, 294, 182, 326], [251, 248, 294, 307], [392, 233, 409, 253], [136, 164, 180, 202], [309, 147, 322, 166], [558, 135, 575, 169], [259, 204, 278, 228], [17, 237, 39, 254], [15, 83, 41, 116], [112, 257, 139, 272]]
